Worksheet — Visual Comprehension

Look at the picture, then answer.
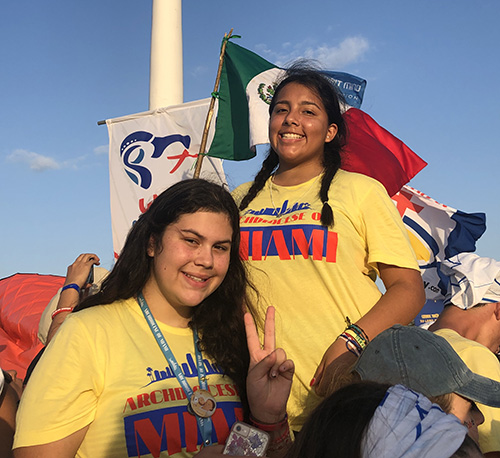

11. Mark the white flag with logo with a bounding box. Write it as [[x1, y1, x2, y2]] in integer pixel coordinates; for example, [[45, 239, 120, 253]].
[[107, 98, 225, 259]]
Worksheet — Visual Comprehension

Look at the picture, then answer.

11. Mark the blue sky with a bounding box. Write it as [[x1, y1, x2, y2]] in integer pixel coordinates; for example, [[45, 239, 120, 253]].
[[1, 0, 499, 278]]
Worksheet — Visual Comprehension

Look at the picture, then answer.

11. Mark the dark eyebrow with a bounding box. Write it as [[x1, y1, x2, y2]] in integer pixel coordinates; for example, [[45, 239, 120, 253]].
[[274, 100, 322, 110], [179, 228, 232, 245]]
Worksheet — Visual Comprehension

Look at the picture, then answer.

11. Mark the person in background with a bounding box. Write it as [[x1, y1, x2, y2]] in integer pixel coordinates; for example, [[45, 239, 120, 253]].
[[284, 381, 478, 458], [347, 324, 500, 444], [429, 253, 500, 457], [233, 62, 424, 431], [0, 369, 23, 458], [23, 254, 107, 388], [38, 253, 106, 345]]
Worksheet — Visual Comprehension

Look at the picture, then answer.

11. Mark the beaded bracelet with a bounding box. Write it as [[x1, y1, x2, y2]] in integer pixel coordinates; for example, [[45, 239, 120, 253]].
[[267, 425, 292, 451], [345, 317, 370, 347], [51, 307, 73, 320], [338, 332, 363, 357], [348, 323, 370, 344], [250, 414, 291, 452], [343, 328, 365, 348], [61, 283, 80, 294], [336, 317, 371, 357], [249, 414, 288, 432]]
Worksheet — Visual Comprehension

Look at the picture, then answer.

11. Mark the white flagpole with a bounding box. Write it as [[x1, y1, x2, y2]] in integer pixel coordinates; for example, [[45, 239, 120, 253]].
[[149, 0, 183, 109]]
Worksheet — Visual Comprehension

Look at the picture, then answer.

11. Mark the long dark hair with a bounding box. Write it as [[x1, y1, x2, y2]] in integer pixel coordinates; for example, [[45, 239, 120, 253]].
[[285, 382, 390, 458], [76, 178, 253, 417], [239, 62, 347, 226]]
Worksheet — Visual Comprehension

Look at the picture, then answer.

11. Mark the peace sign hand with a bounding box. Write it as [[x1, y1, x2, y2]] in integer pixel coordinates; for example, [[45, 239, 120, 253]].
[[245, 307, 294, 424]]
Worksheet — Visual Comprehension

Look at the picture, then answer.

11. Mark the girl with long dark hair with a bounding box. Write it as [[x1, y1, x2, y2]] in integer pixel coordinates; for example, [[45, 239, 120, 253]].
[[14, 179, 293, 458]]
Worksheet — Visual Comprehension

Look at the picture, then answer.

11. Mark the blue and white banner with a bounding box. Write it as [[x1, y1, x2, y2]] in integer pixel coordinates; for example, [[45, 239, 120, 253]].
[[107, 99, 226, 258], [323, 71, 366, 109], [391, 185, 486, 301]]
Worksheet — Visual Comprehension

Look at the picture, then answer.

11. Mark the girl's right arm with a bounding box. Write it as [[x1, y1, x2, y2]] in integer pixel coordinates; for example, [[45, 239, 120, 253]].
[[13, 426, 89, 458]]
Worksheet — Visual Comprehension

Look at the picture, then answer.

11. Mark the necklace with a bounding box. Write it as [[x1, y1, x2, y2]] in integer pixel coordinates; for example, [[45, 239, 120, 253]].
[[137, 292, 216, 446], [269, 174, 321, 217]]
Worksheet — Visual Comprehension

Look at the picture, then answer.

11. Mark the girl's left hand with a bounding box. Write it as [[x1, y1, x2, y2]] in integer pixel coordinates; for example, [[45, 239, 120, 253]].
[[311, 339, 357, 396], [244, 307, 294, 424]]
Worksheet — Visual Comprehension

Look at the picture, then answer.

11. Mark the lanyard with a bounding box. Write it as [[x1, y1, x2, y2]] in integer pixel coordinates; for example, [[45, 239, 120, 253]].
[[137, 292, 213, 446]]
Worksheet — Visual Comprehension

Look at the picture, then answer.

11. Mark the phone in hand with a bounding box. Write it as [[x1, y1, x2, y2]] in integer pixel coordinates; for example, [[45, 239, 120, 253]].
[[86, 264, 94, 285], [223, 422, 270, 456]]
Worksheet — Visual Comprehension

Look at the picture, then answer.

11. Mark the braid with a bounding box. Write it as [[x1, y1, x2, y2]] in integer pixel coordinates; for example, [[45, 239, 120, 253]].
[[239, 150, 279, 211], [319, 149, 342, 226]]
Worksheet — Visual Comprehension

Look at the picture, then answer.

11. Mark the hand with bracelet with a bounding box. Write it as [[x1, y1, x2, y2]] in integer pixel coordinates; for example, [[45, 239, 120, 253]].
[[62, 253, 101, 295], [46, 253, 100, 343]]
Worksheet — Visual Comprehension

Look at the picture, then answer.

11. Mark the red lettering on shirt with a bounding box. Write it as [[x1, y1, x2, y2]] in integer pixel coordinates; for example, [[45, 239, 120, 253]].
[[216, 384, 226, 396], [224, 384, 236, 396], [150, 390, 163, 404], [133, 413, 181, 457], [183, 411, 199, 452], [124, 397, 138, 412], [326, 231, 338, 263], [240, 227, 338, 263], [137, 393, 151, 409], [240, 231, 249, 261], [252, 230, 263, 261], [162, 388, 178, 402], [265, 230, 291, 260], [291, 228, 324, 260]]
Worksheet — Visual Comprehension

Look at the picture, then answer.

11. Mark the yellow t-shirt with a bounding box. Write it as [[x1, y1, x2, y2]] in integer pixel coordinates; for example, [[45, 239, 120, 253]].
[[434, 328, 500, 454], [233, 170, 419, 430], [14, 298, 242, 457]]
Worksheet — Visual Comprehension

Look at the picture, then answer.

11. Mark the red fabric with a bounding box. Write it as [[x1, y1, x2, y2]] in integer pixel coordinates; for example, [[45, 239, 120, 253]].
[[0, 273, 64, 379], [342, 108, 427, 197]]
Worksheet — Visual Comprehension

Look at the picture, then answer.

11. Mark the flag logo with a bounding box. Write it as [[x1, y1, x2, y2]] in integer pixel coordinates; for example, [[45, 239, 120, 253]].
[[120, 131, 192, 189], [257, 82, 276, 105]]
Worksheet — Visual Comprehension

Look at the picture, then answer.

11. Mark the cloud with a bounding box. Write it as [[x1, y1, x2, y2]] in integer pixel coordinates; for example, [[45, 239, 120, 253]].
[[257, 36, 370, 69], [94, 145, 108, 155], [190, 65, 209, 78], [304, 37, 370, 68], [6, 149, 61, 171]]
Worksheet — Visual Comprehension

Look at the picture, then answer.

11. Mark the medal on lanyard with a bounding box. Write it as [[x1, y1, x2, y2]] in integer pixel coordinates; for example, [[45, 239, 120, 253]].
[[138, 292, 216, 446]]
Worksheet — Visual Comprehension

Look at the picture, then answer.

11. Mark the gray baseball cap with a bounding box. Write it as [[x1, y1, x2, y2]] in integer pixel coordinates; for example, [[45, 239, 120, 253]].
[[354, 324, 500, 408]]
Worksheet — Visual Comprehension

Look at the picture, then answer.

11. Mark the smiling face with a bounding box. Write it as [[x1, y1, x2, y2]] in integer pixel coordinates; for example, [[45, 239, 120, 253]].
[[269, 82, 338, 174], [143, 210, 233, 326]]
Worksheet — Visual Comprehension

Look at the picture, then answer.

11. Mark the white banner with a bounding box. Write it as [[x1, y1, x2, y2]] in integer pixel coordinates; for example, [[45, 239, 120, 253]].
[[107, 98, 225, 258]]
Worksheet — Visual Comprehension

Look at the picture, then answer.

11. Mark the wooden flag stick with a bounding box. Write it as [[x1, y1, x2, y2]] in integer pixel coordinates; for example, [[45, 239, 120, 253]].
[[193, 29, 233, 179]]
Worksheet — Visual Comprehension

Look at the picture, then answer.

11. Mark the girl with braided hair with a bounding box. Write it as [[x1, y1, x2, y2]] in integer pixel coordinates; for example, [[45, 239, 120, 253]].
[[233, 63, 425, 432]]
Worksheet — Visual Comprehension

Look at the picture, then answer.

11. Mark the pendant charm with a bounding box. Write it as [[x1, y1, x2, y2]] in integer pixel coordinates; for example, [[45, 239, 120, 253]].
[[190, 389, 217, 418]]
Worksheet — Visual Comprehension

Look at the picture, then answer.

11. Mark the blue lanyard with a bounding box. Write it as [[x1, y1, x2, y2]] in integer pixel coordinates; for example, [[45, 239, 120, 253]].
[[137, 292, 213, 446]]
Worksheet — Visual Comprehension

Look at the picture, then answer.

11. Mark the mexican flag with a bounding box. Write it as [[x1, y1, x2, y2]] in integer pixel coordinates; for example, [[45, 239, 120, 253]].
[[208, 40, 426, 197]]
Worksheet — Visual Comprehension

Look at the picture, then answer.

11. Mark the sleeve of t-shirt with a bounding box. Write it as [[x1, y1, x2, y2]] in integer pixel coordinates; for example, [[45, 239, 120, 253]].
[[358, 178, 419, 273], [231, 181, 253, 207], [14, 313, 102, 448]]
